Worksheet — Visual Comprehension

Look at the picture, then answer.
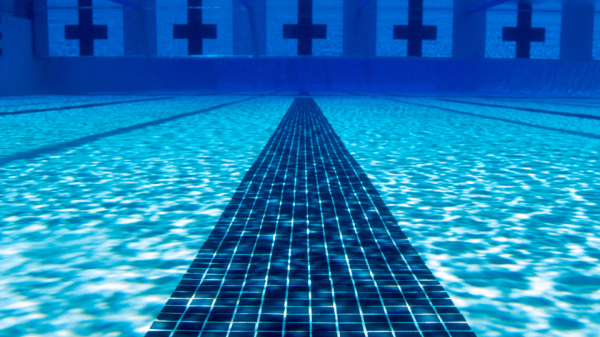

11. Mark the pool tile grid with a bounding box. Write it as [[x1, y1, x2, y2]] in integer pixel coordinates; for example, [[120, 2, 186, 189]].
[[146, 98, 476, 337], [146, 98, 303, 337], [308, 101, 473, 337]]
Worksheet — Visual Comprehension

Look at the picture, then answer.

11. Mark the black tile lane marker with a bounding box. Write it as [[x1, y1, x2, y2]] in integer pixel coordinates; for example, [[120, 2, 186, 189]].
[[437, 98, 600, 121], [0, 97, 173, 116], [145, 98, 477, 337], [0, 95, 266, 167]]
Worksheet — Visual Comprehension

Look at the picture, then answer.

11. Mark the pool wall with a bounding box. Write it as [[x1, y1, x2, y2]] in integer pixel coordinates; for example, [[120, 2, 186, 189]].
[[8, 57, 600, 97], [0, 1, 600, 97], [0, 15, 46, 96]]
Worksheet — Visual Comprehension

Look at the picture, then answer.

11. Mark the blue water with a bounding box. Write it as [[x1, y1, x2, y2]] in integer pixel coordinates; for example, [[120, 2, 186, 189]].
[[0, 94, 599, 337]]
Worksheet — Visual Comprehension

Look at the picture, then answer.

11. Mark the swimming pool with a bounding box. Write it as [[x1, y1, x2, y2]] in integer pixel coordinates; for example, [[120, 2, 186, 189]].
[[0, 94, 598, 337]]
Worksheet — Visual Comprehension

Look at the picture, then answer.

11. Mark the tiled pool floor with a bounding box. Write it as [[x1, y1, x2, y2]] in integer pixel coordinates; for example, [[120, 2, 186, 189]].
[[146, 97, 475, 337], [0, 93, 598, 336]]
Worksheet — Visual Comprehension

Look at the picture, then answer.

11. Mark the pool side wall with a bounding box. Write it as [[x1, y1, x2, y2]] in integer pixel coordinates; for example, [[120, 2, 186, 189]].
[[24, 57, 600, 96], [0, 15, 46, 96]]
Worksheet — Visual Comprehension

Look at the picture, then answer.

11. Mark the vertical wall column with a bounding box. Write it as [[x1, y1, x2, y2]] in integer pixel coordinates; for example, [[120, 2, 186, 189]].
[[124, 0, 157, 56], [33, 0, 49, 57], [0, 16, 3, 57], [233, 0, 266, 56], [343, 0, 377, 57], [1, 6, 45, 94], [452, 0, 486, 59], [560, 1, 594, 62]]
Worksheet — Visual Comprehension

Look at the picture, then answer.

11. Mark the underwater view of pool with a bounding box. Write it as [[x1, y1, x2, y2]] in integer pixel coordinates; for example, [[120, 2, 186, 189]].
[[0, 94, 598, 337]]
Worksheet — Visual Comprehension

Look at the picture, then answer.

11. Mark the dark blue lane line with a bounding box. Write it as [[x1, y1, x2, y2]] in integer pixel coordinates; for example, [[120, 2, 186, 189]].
[[0, 95, 266, 168], [0, 97, 173, 116], [146, 97, 476, 337], [374, 96, 600, 140], [530, 100, 600, 110], [437, 98, 600, 121], [87, 92, 238, 97], [0, 103, 43, 109], [0, 101, 87, 109], [0, 96, 174, 109]]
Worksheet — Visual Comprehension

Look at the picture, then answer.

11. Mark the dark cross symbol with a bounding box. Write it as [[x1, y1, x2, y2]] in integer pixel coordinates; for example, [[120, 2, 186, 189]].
[[502, 2, 545, 59], [393, 0, 437, 57], [283, 0, 327, 56], [64, 0, 108, 56], [173, 0, 217, 55]]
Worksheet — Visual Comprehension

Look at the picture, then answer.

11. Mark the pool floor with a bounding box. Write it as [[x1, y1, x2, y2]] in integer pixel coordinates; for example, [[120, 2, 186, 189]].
[[0, 93, 598, 336]]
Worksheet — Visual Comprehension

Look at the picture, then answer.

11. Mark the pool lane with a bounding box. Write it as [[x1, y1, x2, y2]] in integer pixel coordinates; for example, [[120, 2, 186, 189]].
[[0, 95, 264, 167], [436, 99, 600, 121], [0, 95, 267, 161], [374, 96, 600, 140], [0, 96, 292, 337], [146, 98, 476, 337], [317, 96, 600, 337]]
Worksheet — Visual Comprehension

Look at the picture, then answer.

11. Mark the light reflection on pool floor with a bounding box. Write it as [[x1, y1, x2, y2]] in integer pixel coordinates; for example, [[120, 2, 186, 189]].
[[0, 94, 599, 337], [0, 95, 291, 336], [318, 96, 600, 337]]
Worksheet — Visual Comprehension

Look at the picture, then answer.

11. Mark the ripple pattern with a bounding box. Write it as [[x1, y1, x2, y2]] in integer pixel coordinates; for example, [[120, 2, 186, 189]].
[[0, 96, 292, 336], [318, 96, 600, 337]]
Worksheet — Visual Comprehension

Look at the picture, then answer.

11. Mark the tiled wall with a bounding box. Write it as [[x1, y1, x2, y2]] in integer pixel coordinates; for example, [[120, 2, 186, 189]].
[[40, 0, 597, 60]]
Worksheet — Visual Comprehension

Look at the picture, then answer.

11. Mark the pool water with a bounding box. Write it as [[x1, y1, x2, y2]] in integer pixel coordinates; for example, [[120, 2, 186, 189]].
[[0, 94, 598, 337]]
